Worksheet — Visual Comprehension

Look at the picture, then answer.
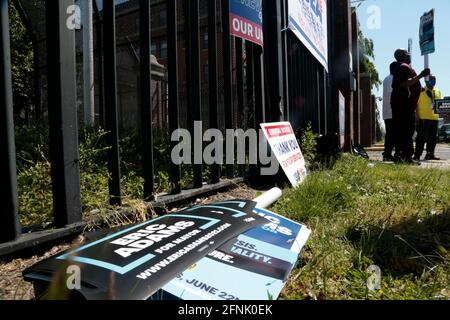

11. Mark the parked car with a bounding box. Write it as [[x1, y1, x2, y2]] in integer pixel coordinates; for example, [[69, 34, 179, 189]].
[[438, 124, 450, 142]]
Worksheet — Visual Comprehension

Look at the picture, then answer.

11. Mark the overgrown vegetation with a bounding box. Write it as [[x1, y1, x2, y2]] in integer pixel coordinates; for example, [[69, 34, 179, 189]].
[[8, 1, 36, 123], [15, 126, 175, 226], [299, 123, 317, 166], [274, 155, 450, 300]]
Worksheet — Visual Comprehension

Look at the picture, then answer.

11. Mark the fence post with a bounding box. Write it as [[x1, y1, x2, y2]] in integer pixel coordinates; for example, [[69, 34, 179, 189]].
[[221, 0, 234, 179], [281, 0, 290, 121], [245, 42, 255, 129], [139, 0, 155, 200], [103, 0, 122, 206], [254, 45, 265, 125], [208, 0, 220, 184], [0, 0, 21, 242], [235, 38, 244, 177], [93, 0, 104, 127], [262, 0, 284, 122], [82, 0, 95, 127], [254, 44, 265, 173], [246, 41, 257, 176], [167, 0, 181, 194], [186, 0, 203, 189], [45, 0, 82, 227]]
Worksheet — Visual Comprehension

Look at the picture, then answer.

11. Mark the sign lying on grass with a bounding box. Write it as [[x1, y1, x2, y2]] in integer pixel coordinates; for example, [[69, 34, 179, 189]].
[[261, 122, 307, 188], [160, 206, 311, 300], [435, 99, 450, 114], [288, 0, 328, 70], [23, 201, 266, 300], [229, 0, 263, 46]]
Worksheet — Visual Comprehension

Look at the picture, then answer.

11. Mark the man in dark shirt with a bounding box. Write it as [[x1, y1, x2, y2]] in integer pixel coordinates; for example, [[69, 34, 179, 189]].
[[391, 49, 430, 164]]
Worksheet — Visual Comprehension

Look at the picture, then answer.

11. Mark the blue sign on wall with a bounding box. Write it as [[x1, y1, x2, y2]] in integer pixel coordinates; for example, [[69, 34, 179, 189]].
[[229, 0, 263, 46]]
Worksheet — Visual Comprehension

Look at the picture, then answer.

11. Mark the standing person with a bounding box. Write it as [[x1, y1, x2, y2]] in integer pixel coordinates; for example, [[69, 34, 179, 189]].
[[414, 75, 441, 161], [382, 62, 398, 161], [391, 49, 430, 165]]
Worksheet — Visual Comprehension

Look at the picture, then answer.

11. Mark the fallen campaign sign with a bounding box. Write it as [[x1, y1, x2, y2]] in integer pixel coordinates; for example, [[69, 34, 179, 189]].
[[23, 201, 266, 300], [159, 206, 311, 300], [229, 0, 263, 46], [260, 122, 307, 188]]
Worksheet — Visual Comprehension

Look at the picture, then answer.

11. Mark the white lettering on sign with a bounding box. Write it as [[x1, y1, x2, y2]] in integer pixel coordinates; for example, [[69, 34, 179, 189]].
[[232, 18, 263, 42], [111, 221, 195, 258]]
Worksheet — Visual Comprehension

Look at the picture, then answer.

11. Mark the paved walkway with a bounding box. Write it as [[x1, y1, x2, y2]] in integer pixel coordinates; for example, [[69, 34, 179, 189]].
[[367, 143, 450, 170]]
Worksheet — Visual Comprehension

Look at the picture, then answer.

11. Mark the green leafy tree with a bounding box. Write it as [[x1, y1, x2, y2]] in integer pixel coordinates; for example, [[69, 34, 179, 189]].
[[8, 0, 35, 123], [359, 29, 381, 91], [359, 29, 383, 138]]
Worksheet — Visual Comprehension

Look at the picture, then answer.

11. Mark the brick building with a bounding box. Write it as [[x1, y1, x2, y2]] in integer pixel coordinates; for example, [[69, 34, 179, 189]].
[[103, 0, 232, 129]]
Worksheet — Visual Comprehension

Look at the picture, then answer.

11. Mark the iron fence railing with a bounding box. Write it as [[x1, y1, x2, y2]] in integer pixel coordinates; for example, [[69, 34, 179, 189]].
[[0, 0, 334, 255]]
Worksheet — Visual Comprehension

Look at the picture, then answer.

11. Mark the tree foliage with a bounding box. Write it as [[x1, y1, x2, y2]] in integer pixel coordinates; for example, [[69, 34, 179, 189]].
[[8, 0, 35, 123], [359, 29, 381, 91]]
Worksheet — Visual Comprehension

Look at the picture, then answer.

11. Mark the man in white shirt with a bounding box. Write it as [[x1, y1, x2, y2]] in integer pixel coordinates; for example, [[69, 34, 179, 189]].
[[382, 62, 398, 161]]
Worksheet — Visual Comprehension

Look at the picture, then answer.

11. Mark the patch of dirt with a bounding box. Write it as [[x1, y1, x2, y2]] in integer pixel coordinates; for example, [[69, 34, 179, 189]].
[[0, 238, 83, 300], [0, 183, 259, 300], [194, 184, 258, 204]]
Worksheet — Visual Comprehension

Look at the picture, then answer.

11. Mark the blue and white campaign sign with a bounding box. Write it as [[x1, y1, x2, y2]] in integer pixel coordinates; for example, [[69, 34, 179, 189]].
[[161, 207, 311, 300], [419, 9, 435, 56], [229, 0, 263, 46], [288, 0, 328, 70]]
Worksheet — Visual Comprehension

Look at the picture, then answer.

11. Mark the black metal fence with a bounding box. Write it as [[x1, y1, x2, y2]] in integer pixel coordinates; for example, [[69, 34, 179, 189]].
[[0, 0, 333, 255]]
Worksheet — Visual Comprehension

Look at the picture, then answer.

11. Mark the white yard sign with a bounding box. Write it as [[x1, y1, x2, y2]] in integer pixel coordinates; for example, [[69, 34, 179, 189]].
[[261, 122, 307, 188]]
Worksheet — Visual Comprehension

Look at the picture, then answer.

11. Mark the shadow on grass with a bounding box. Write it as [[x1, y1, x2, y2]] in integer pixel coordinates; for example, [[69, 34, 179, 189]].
[[346, 207, 450, 277]]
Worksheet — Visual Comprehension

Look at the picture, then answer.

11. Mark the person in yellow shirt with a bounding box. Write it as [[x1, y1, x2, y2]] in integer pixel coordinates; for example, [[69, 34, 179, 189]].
[[414, 75, 441, 161]]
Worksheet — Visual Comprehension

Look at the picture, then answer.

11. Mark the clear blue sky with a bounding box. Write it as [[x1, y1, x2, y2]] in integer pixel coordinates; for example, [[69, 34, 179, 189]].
[[356, 0, 450, 103], [96, 0, 449, 108]]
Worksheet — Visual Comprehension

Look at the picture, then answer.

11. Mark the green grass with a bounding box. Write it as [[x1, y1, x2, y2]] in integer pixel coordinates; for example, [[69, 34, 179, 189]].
[[14, 125, 450, 299], [273, 155, 450, 300]]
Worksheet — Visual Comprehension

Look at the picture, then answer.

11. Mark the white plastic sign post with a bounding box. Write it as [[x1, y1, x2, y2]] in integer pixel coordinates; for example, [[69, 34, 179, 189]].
[[425, 54, 430, 82], [253, 188, 283, 209]]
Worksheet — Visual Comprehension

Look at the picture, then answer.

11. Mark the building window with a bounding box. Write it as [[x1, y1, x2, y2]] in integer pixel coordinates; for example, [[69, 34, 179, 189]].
[[203, 32, 208, 50], [203, 60, 209, 81], [159, 8, 167, 27], [151, 10, 156, 28], [199, 0, 208, 17], [151, 42, 157, 56], [160, 39, 167, 58]]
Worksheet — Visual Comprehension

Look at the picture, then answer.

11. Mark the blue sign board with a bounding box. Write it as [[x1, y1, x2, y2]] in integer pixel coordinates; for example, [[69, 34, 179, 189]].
[[420, 9, 435, 55], [229, 0, 263, 46], [161, 207, 311, 300]]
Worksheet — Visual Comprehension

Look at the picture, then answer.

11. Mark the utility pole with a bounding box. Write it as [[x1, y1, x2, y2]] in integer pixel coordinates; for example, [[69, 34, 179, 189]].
[[82, 0, 95, 127]]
